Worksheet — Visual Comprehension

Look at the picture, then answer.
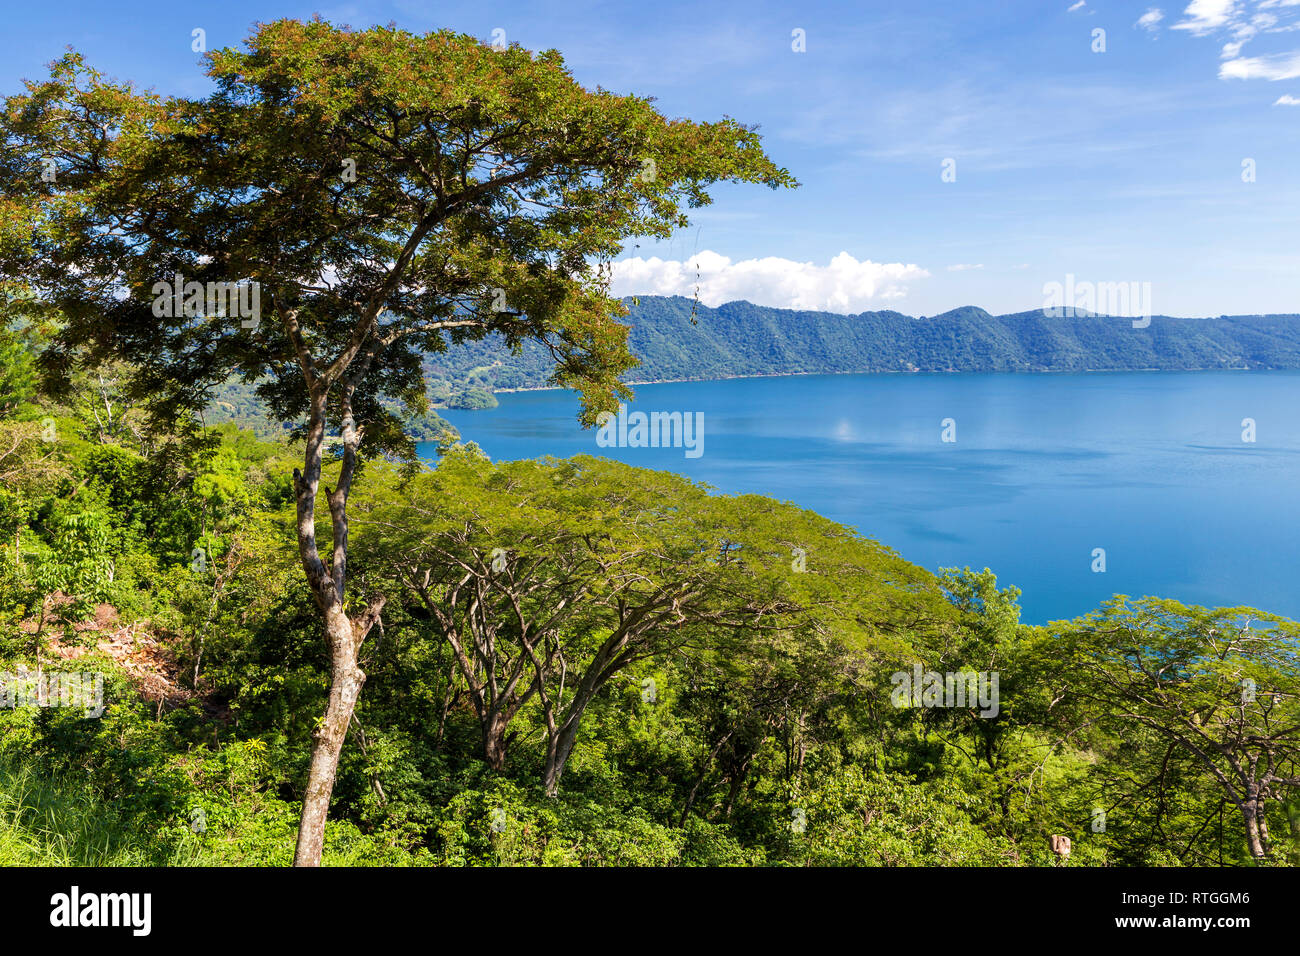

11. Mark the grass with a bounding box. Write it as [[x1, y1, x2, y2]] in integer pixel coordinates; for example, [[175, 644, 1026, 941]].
[[0, 756, 427, 866], [0, 759, 200, 866]]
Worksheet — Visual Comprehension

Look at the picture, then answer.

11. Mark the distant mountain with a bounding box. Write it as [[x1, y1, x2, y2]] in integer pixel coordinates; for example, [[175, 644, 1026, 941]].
[[420, 296, 1300, 392], [205, 296, 1300, 432]]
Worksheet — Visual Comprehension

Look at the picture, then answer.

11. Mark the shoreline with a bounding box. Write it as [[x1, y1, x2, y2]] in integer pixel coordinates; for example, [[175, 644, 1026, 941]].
[[490, 364, 1271, 394]]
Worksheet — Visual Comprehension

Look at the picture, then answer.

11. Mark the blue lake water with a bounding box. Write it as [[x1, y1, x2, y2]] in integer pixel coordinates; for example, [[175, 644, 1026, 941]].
[[425, 371, 1300, 625]]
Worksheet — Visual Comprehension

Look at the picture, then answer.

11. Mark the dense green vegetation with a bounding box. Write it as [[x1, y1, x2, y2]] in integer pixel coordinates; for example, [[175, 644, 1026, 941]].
[[1, 324, 1297, 866], [422, 297, 1300, 392]]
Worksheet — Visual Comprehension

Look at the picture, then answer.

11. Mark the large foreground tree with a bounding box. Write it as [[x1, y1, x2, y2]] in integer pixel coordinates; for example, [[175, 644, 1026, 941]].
[[0, 18, 794, 864]]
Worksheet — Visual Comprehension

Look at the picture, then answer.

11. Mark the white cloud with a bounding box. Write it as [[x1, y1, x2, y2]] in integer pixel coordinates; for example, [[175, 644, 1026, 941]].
[[946, 263, 985, 271], [1157, 0, 1300, 84], [1274, 91, 1300, 100], [1136, 8, 1166, 31], [1220, 49, 1300, 77], [1173, 0, 1241, 34], [1068, 1, 1087, 12], [610, 250, 930, 313], [1166, 0, 1300, 65]]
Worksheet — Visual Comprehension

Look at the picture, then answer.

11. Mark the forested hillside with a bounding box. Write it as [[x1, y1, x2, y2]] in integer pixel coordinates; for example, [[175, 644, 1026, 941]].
[[423, 297, 1300, 391], [2, 318, 1298, 867]]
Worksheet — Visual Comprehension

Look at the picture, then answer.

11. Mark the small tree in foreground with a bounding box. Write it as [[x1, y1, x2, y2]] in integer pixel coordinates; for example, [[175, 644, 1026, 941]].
[[1059, 598, 1300, 861], [0, 18, 795, 864]]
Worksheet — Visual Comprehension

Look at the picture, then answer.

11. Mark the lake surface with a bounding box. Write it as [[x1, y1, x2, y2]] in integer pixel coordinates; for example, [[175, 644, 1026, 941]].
[[426, 371, 1300, 625]]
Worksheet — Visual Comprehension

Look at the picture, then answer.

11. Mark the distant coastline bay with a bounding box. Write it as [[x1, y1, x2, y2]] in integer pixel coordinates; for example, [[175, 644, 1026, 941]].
[[425, 296, 1300, 393]]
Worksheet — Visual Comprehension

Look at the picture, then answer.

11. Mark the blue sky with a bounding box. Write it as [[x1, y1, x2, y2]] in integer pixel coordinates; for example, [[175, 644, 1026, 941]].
[[5, 0, 1299, 316]]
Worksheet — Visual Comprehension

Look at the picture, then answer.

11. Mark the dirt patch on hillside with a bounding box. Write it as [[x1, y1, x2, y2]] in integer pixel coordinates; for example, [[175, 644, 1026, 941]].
[[22, 596, 211, 715]]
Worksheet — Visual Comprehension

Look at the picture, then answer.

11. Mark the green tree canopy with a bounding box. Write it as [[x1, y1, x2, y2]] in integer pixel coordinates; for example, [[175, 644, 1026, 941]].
[[352, 448, 953, 794], [1055, 597, 1300, 861]]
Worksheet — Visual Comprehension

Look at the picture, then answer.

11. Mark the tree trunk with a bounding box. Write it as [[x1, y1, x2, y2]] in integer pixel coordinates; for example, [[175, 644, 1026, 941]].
[[1241, 797, 1267, 860], [293, 607, 365, 867], [435, 657, 456, 749], [482, 709, 511, 771], [289, 385, 381, 866], [1257, 797, 1271, 854], [680, 730, 734, 826], [543, 714, 584, 797], [540, 628, 645, 795], [723, 753, 753, 819]]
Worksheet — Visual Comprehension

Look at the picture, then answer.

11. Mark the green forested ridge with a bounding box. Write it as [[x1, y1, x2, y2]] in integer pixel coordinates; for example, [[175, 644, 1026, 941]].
[[422, 297, 1300, 392], [215, 295, 1300, 421]]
